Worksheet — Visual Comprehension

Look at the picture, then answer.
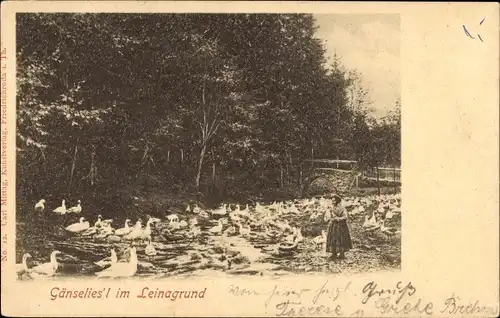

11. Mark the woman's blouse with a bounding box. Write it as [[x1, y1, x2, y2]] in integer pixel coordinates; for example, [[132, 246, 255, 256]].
[[332, 205, 348, 221]]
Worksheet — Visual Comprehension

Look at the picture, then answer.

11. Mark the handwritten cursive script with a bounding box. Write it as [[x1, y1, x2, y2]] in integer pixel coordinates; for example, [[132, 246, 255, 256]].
[[361, 281, 416, 305], [441, 294, 498, 316], [361, 281, 434, 316], [265, 284, 311, 307], [227, 281, 354, 316], [276, 300, 343, 317], [312, 281, 351, 304], [226, 281, 500, 317], [374, 296, 434, 316], [227, 284, 261, 297]]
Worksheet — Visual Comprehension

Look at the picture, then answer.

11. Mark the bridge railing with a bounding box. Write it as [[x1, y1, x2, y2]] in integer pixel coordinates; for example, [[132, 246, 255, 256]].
[[363, 166, 401, 182], [304, 159, 358, 171]]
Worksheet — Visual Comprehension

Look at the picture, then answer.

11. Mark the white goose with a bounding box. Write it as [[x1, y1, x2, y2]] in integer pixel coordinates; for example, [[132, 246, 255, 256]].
[[283, 231, 297, 243], [237, 223, 250, 237], [255, 202, 266, 214], [350, 206, 360, 216], [211, 204, 227, 216], [313, 230, 327, 247], [362, 213, 381, 232], [209, 220, 223, 235], [234, 204, 250, 218], [380, 219, 400, 239], [94, 215, 104, 228], [168, 220, 181, 231], [167, 214, 179, 223], [223, 225, 237, 236], [288, 203, 299, 214], [16, 253, 31, 276], [53, 200, 67, 215], [189, 225, 201, 238], [81, 215, 103, 236], [309, 211, 321, 220], [81, 226, 98, 236], [96, 247, 138, 278], [145, 237, 157, 256], [241, 204, 250, 214], [114, 219, 132, 236], [265, 225, 282, 239], [363, 213, 378, 228], [67, 200, 82, 214], [124, 221, 143, 240], [377, 204, 385, 214], [178, 220, 188, 228], [31, 251, 61, 277], [34, 199, 45, 213], [190, 217, 198, 226], [230, 211, 243, 222], [276, 220, 292, 233], [385, 210, 394, 219], [95, 222, 115, 239], [362, 215, 371, 228], [138, 218, 158, 240], [101, 218, 114, 225], [65, 217, 90, 233], [95, 249, 118, 268], [295, 228, 304, 243], [192, 204, 201, 214]]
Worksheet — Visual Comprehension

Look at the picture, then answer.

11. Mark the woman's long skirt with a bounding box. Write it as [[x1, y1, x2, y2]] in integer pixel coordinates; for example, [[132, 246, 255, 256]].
[[326, 219, 353, 255]]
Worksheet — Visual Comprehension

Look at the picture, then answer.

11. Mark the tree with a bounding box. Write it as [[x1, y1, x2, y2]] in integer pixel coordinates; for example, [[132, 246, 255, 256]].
[[16, 13, 400, 208]]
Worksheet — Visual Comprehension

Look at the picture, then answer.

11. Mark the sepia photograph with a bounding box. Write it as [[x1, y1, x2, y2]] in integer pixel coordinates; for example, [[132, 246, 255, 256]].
[[15, 13, 402, 280], [2, 2, 499, 317]]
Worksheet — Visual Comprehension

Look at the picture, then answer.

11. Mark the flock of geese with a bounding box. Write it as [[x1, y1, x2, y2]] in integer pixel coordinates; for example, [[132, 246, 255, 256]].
[[18, 194, 401, 279], [354, 195, 402, 239]]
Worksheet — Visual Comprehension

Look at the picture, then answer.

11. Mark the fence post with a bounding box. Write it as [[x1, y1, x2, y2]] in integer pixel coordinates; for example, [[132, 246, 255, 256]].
[[376, 166, 381, 195], [393, 165, 397, 194]]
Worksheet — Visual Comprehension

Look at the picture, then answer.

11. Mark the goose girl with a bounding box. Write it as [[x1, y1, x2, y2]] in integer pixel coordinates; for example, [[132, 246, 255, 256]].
[[324, 194, 353, 260]]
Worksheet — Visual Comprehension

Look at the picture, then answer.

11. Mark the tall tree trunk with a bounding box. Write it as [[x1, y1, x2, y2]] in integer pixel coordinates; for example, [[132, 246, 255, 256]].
[[280, 166, 284, 188], [69, 146, 78, 190], [195, 143, 207, 189], [195, 75, 221, 189], [286, 162, 290, 187], [299, 164, 303, 186], [212, 163, 216, 185]]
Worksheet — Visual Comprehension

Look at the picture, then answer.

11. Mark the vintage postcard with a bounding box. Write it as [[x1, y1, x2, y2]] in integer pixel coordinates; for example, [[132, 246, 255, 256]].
[[1, 1, 498, 317]]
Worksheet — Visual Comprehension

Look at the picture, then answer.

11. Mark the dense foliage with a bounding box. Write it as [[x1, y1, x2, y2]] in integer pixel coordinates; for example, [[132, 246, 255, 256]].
[[16, 13, 400, 205]]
